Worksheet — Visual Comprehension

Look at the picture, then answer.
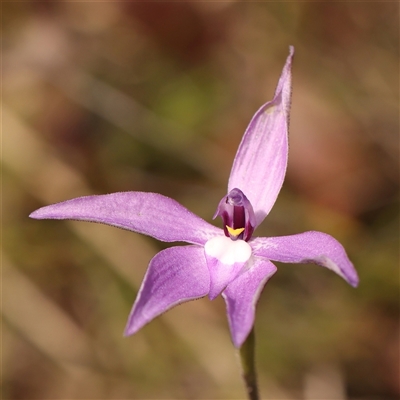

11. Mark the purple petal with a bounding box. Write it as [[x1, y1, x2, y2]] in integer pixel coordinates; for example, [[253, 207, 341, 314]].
[[204, 236, 252, 300], [228, 46, 294, 226], [222, 257, 277, 348], [124, 245, 209, 336], [30, 192, 221, 245], [251, 231, 359, 287]]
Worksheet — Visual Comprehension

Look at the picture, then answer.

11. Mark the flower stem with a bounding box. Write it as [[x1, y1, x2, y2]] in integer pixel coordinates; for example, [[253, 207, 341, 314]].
[[239, 328, 259, 400]]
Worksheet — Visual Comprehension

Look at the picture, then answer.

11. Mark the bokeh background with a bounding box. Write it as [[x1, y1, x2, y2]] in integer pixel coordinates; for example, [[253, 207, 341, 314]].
[[2, 2, 399, 399]]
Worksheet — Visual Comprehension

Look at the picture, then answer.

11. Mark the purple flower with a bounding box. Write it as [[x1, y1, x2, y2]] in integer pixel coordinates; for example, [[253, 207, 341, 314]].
[[30, 47, 358, 348]]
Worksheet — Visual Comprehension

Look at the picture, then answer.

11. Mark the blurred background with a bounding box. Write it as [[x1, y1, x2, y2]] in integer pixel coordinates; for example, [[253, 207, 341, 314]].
[[2, 2, 398, 399]]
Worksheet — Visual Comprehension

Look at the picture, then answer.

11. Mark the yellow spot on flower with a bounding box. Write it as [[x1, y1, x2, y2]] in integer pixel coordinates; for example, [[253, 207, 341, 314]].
[[226, 226, 245, 237]]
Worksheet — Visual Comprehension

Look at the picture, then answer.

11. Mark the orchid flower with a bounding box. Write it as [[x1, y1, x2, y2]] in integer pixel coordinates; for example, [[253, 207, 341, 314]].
[[30, 46, 358, 349]]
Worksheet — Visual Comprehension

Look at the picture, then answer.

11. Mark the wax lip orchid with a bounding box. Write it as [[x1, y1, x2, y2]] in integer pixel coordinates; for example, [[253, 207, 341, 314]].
[[30, 47, 358, 348]]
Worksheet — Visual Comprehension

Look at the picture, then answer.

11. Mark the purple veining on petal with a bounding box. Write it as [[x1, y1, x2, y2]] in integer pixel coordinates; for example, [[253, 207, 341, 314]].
[[214, 188, 256, 241], [30, 192, 221, 246], [251, 231, 359, 287], [228, 47, 294, 227], [222, 257, 277, 348], [124, 245, 209, 336]]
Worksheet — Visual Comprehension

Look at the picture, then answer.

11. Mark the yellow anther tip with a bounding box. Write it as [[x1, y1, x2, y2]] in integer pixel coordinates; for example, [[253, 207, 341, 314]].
[[226, 226, 245, 237]]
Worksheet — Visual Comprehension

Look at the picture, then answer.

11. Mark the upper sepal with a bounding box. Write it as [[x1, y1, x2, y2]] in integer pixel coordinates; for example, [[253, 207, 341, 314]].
[[228, 47, 294, 227]]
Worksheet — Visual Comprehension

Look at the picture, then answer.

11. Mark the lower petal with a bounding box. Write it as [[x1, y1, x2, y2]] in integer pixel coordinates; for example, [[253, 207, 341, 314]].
[[205, 236, 252, 300], [124, 245, 210, 336], [222, 257, 277, 348], [251, 231, 359, 287]]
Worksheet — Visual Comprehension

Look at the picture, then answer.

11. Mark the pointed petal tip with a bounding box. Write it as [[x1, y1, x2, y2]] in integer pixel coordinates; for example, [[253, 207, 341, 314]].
[[29, 210, 38, 219], [233, 337, 243, 349], [340, 265, 359, 288], [123, 322, 139, 337], [29, 207, 50, 219], [348, 274, 359, 288], [29, 203, 71, 220], [123, 327, 133, 337]]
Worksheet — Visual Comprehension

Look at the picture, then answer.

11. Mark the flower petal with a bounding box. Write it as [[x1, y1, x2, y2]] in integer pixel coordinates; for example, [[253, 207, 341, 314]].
[[222, 257, 277, 348], [124, 245, 209, 336], [251, 231, 359, 287], [204, 236, 252, 300], [30, 192, 221, 245], [228, 46, 294, 226]]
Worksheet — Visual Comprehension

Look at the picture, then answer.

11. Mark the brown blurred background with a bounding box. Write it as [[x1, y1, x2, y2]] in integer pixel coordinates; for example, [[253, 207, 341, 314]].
[[2, 2, 399, 399]]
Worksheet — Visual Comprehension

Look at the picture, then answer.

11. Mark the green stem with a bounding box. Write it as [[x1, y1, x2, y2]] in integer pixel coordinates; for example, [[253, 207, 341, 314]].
[[239, 328, 259, 400]]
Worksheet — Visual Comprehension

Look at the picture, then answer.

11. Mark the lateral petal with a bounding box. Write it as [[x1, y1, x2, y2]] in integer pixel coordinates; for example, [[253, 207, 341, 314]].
[[251, 231, 359, 287], [222, 257, 277, 348], [228, 47, 294, 226], [124, 245, 209, 336], [30, 192, 221, 245]]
